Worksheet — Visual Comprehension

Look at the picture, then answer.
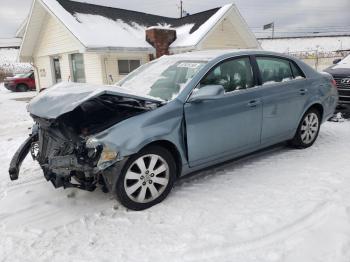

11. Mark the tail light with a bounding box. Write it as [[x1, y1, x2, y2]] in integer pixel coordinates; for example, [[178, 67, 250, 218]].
[[331, 78, 337, 88]]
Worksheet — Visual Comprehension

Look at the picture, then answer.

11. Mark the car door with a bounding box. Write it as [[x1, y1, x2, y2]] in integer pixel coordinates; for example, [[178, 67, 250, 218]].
[[254, 56, 308, 143], [184, 56, 263, 167]]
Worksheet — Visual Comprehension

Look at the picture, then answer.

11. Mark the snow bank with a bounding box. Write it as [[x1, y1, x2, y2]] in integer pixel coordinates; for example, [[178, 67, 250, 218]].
[[1, 86, 350, 261], [260, 36, 350, 54]]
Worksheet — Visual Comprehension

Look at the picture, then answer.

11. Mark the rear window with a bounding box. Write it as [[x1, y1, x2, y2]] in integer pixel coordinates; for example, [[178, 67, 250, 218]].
[[256, 57, 305, 85]]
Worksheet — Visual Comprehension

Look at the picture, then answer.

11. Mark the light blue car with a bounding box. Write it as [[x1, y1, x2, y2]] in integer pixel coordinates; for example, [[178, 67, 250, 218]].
[[10, 50, 338, 210]]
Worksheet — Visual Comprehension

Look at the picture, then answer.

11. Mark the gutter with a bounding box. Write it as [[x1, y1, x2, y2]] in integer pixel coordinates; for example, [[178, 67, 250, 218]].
[[86, 46, 155, 53]]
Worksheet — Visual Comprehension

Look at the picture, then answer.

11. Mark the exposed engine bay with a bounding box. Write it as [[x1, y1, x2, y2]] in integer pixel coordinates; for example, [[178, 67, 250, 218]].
[[9, 94, 161, 192]]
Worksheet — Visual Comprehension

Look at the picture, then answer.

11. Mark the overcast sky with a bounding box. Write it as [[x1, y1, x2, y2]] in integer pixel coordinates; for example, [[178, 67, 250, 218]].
[[1, 0, 349, 38]]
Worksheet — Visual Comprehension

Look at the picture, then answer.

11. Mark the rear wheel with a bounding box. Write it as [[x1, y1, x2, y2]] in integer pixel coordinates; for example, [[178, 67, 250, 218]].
[[116, 146, 176, 210], [17, 84, 29, 92], [289, 108, 321, 148]]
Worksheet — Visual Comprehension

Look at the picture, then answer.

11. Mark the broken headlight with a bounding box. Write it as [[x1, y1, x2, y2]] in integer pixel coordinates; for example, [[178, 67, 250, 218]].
[[85, 137, 119, 170]]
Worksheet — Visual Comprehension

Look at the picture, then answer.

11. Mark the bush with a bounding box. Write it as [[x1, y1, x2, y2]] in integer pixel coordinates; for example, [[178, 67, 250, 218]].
[[0, 68, 13, 82]]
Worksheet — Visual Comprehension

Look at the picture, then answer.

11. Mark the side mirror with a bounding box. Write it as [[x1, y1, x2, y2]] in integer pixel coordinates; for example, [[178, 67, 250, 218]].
[[188, 85, 225, 103], [333, 58, 341, 64]]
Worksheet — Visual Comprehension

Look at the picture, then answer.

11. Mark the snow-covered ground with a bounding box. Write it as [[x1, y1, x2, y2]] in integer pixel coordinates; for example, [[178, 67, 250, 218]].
[[1, 83, 350, 261]]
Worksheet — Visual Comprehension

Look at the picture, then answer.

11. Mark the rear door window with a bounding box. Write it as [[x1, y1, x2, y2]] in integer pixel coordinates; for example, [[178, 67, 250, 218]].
[[290, 62, 305, 79], [256, 57, 300, 85]]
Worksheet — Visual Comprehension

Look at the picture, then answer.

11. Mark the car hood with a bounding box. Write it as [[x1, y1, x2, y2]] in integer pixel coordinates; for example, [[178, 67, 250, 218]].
[[324, 67, 350, 77], [28, 82, 163, 119]]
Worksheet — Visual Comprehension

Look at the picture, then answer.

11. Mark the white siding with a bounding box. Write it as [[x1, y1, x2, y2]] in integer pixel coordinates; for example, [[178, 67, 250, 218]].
[[102, 52, 150, 84], [34, 56, 53, 89], [84, 53, 104, 85], [33, 15, 83, 57], [200, 9, 259, 50], [30, 13, 85, 89], [201, 19, 246, 49]]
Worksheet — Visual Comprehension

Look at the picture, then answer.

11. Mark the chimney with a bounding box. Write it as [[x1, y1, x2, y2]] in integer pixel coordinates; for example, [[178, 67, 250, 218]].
[[146, 27, 177, 58]]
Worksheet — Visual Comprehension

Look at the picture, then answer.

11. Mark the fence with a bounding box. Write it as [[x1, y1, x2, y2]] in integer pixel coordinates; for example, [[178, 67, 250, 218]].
[[286, 50, 350, 71]]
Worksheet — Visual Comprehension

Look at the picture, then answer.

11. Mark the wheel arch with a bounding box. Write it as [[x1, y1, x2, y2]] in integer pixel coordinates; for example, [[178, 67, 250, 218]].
[[307, 103, 324, 120], [139, 140, 183, 178]]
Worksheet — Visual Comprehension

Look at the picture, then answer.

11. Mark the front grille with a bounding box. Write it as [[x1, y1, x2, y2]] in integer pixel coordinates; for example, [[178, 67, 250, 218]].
[[37, 127, 77, 165], [334, 77, 350, 104], [339, 96, 350, 103], [334, 77, 350, 89]]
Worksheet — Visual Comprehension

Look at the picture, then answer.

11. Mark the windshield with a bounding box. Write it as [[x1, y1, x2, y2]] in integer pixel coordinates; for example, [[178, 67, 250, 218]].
[[118, 57, 207, 101], [14, 72, 32, 78], [333, 55, 350, 69]]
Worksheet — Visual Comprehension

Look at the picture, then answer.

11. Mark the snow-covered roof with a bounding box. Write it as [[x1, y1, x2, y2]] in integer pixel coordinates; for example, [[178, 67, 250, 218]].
[[0, 38, 22, 48], [259, 35, 350, 54], [38, 0, 233, 51]]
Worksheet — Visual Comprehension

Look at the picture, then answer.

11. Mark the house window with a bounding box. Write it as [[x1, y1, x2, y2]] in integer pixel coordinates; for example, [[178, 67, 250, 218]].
[[118, 60, 141, 75], [71, 53, 86, 83], [52, 57, 62, 83]]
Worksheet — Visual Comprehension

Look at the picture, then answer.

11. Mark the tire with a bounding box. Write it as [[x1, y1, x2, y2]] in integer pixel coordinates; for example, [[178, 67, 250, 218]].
[[288, 108, 321, 149], [116, 145, 177, 210], [16, 84, 29, 92]]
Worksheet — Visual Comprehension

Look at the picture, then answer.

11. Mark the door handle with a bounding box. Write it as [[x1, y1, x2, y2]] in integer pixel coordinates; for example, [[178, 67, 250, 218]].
[[247, 99, 261, 108], [299, 88, 308, 95]]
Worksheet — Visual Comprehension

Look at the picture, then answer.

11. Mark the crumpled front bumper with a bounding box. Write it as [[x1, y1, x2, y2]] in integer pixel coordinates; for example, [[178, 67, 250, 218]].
[[9, 133, 38, 180], [8, 125, 123, 192]]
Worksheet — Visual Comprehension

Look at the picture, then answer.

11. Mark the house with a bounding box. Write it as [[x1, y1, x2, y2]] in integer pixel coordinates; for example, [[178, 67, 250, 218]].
[[0, 38, 22, 49], [20, 0, 260, 90]]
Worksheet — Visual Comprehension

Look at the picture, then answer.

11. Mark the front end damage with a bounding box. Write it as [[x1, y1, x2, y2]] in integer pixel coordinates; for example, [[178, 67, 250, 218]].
[[9, 86, 162, 192]]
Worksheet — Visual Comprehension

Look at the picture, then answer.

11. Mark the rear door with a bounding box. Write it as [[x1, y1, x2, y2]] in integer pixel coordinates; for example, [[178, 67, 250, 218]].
[[184, 56, 263, 167], [254, 56, 308, 143]]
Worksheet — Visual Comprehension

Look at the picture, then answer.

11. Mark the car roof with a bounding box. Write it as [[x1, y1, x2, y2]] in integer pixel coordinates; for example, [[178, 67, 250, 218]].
[[167, 49, 292, 61]]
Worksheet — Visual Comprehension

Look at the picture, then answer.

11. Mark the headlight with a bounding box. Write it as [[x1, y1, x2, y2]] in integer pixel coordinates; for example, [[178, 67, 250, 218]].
[[97, 146, 118, 169], [86, 137, 101, 148], [85, 137, 119, 170]]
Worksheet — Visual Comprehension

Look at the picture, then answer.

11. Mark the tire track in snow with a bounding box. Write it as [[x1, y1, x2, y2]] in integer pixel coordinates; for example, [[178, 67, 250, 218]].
[[183, 201, 339, 261]]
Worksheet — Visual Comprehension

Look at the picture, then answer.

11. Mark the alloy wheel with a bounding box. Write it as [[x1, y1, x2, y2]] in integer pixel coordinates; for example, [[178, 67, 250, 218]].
[[124, 154, 170, 203], [300, 112, 319, 144]]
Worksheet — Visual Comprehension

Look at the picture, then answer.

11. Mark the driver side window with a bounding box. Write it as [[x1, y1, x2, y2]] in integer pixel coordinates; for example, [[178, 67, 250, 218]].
[[200, 57, 254, 93]]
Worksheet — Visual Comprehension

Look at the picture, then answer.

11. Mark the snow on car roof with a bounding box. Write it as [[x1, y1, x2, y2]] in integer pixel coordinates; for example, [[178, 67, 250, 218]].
[[166, 49, 269, 60], [41, 0, 232, 50]]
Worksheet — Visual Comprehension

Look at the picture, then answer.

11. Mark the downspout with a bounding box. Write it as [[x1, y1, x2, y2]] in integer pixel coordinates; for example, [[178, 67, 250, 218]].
[[30, 61, 41, 93]]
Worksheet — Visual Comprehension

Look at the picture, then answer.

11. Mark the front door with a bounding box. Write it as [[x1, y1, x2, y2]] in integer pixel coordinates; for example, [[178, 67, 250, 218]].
[[184, 57, 263, 167]]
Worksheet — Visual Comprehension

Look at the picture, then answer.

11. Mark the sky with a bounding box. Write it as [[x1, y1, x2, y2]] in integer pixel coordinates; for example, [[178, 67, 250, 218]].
[[0, 0, 349, 38]]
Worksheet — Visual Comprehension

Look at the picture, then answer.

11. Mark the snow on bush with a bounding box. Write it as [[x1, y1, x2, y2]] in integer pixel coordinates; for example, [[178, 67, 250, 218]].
[[0, 48, 32, 81]]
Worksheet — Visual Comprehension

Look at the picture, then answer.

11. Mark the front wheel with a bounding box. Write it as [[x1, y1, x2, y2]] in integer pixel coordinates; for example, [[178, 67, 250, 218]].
[[17, 84, 29, 92], [288, 108, 321, 148], [116, 146, 176, 210]]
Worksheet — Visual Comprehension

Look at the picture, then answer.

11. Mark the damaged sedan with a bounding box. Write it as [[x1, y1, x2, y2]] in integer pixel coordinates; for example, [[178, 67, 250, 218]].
[[9, 50, 338, 210]]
